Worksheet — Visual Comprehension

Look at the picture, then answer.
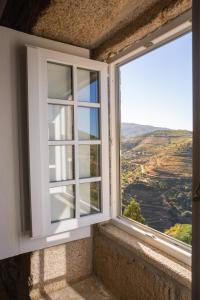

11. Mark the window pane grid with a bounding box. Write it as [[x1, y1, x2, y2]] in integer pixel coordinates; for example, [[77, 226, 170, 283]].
[[47, 63, 102, 222]]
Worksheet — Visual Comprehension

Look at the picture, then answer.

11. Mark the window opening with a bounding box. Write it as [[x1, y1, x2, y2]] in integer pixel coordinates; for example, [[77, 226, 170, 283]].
[[119, 32, 192, 245]]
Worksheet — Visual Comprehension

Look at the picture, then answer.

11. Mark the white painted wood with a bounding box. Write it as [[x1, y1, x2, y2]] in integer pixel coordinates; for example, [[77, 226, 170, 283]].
[[111, 218, 191, 266], [109, 64, 121, 218], [27, 46, 110, 237], [73, 65, 80, 220], [108, 10, 191, 64], [77, 102, 100, 108], [0, 18, 191, 260], [0, 26, 90, 260], [27, 47, 45, 237], [99, 64, 110, 221], [78, 140, 101, 145], [48, 141, 75, 146], [108, 16, 192, 264], [79, 177, 101, 183], [19, 226, 91, 253], [49, 180, 76, 188], [109, 15, 192, 219], [48, 99, 75, 105]]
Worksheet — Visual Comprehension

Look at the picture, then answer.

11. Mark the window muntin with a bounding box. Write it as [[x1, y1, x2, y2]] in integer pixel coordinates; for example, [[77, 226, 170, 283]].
[[119, 32, 192, 245], [27, 46, 109, 237], [47, 63, 104, 226]]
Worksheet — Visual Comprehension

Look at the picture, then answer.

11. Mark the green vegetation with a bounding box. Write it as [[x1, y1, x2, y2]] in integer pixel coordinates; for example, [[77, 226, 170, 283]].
[[165, 224, 192, 245], [121, 126, 192, 243], [123, 197, 145, 224]]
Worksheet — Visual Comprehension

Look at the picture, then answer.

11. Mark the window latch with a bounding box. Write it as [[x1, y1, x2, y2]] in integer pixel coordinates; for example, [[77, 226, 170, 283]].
[[193, 183, 200, 202]]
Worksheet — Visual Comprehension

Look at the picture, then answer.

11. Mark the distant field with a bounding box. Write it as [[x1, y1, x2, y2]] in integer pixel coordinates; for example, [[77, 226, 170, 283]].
[[121, 123, 192, 235]]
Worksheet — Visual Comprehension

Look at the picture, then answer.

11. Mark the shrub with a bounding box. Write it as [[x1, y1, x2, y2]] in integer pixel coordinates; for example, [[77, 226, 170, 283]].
[[165, 224, 192, 245], [123, 197, 145, 224]]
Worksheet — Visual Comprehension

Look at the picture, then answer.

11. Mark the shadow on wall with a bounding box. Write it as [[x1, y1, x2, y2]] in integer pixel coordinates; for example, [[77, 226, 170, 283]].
[[0, 253, 31, 300], [0, 237, 92, 300]]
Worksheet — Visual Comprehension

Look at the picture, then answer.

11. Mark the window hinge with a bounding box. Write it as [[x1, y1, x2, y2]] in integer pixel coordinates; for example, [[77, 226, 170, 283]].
[[193, 182, 200, 202]]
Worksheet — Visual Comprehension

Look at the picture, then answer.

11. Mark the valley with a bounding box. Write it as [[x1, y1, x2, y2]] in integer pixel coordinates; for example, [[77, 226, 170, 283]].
[[121, 123, 192, 238]]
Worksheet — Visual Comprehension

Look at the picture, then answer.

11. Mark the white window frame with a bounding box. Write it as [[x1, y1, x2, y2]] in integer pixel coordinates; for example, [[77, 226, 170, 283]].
[[27, 46, 110, 238], [109, 10, 192, 266]]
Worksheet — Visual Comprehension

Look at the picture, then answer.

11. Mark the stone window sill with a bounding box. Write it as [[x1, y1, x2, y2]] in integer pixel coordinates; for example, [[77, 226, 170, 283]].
[[97, 222, 191, 290]]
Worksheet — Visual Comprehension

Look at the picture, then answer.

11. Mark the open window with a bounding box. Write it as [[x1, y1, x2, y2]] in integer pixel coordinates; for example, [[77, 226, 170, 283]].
[[27, 16, 192, 265], [110, 18, 192, 264], [119, 32, 192, 244], [27, 47, 109, 237]]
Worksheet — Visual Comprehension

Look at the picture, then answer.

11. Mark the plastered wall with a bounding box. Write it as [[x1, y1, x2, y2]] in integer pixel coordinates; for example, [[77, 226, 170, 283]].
[[0, 26, 91, 260]]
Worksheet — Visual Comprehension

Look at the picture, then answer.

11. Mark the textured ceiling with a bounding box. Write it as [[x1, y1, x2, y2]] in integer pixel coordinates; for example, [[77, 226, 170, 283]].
[[93, 0, 191, 61], [0, 0, 192, 61], [32, 0, 159, 49]]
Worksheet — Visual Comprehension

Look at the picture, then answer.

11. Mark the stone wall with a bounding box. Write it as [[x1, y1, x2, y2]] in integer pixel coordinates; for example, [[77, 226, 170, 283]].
[[94, 224, 191, 300], [92, 0, 192, 61], [0, 253, 30, 300], [0, 237, 92, 300], [0, 224, 192, 300]]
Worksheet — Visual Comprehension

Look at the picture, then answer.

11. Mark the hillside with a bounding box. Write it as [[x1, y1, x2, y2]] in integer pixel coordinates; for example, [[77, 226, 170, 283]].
[[121, 128, 192, 233], [121, 122, 168, 138]]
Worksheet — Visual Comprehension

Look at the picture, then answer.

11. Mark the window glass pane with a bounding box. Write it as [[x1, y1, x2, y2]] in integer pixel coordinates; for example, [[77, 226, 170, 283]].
[[80, 182, 101, 216], [78, 107, 99, 140], [48, 104, 73, 141], [77, 69, 99, 103], [120, 33, 192, 245], [50, 185, 75, 223], [49, 145, 74, 182], [79, 145, 100, 178], [47, 62, 72, 100]]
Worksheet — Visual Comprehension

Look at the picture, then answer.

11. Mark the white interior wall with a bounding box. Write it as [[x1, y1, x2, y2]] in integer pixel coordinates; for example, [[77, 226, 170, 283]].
[[0, 26, 91, 260]]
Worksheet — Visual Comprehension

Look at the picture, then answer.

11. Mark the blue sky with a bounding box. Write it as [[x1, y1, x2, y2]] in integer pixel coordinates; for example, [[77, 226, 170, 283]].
[[120, 32, 192, 131]]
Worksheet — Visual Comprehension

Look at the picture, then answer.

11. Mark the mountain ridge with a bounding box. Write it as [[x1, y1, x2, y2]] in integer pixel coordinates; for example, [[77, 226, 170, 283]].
[[121, 122, 191, 138]]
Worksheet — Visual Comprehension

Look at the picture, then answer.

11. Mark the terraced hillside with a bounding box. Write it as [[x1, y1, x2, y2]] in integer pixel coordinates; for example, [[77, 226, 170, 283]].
[[121, 126, 192, 233]]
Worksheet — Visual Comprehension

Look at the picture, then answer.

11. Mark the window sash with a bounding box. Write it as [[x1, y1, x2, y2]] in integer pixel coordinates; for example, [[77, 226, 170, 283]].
[[27, 46, 110, 237]]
